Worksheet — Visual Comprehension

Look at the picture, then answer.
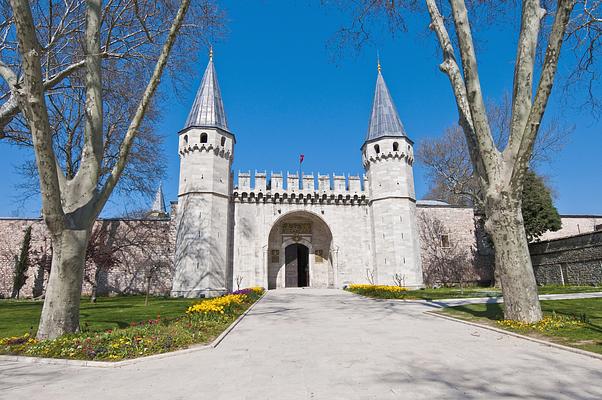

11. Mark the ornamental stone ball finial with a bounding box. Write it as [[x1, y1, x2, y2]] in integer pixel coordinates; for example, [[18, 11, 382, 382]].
[[377, 51, 381, 73], [209, 45, 213, 60]]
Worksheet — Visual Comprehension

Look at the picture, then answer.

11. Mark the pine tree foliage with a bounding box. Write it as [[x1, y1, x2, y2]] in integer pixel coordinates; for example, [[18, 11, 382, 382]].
[[522, 171, 562, 242], [12, 226, 32, 299]]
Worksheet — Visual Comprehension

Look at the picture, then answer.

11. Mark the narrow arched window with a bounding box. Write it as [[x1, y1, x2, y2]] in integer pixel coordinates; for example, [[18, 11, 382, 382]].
[[393, 142, 399, 152], [374, 144, 380, 154], [221, 136, 226, 146], [200, 133, 208, 143], [184, 135, 188, 144]]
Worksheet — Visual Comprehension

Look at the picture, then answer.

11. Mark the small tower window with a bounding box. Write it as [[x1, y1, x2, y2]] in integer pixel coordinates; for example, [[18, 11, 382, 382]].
[[200, 133, 208, 143], [393, 142, 399, 152], [184, 135, 188, 144], [374, 144, 380, 154], [221, 136, 226, 147]]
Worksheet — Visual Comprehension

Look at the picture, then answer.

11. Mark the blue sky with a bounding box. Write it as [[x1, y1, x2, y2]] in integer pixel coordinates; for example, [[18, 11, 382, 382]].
[[1, 0, 601, 217]]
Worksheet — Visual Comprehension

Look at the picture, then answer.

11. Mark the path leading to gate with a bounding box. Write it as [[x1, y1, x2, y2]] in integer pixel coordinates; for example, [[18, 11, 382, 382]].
[[1, 289, 601, 400]]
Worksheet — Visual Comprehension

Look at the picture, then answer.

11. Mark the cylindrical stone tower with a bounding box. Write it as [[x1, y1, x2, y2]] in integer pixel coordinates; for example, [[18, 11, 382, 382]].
[[362, 63, 423, 288], [172, 51, 234, 297]]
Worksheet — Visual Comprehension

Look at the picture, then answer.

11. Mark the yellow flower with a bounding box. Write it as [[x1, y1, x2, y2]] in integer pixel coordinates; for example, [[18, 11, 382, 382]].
[[186, 294, 248, 315], [497, 315, 584, 332], [348, 284, 408, 293]]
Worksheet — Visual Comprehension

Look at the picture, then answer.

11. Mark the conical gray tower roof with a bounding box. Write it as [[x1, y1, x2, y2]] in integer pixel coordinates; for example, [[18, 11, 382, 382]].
[[183, 50, 228, 131], [365, 67, 406, 142], [151, 183, 166, 214]]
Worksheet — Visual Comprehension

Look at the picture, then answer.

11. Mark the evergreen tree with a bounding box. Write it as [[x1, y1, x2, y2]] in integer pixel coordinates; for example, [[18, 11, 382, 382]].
[[12, 226, 32, 299], [522, 171, 562, 242]]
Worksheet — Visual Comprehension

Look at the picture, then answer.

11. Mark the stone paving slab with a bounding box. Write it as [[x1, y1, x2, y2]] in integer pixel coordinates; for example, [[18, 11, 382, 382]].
[[1, 288, 601, 400]]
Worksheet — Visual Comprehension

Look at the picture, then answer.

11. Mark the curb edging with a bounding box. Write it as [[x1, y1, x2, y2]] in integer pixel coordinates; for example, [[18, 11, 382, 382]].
[[426, 310, 602, 361], [0, 292, 267, 369]]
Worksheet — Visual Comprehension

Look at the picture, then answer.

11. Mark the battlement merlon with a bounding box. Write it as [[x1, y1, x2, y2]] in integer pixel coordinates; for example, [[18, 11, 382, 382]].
[[234, 171, 369, 196]]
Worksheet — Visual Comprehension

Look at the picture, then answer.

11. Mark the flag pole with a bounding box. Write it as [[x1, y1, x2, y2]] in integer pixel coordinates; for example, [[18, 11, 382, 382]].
[[298, 154, 304, 190]]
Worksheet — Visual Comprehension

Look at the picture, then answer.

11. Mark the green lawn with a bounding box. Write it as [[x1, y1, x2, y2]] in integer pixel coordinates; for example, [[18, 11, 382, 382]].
[[0, 296, 197, 337], [438, 298, 602, 355], [345, 285, 602, 301], [537, 285, 602, 295], [392, 287, 502, 300], [1, 290, 265, 361]]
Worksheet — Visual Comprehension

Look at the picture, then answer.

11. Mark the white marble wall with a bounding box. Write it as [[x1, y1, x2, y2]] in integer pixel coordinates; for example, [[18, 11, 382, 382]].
[[172, 126, 234, 297], [231, 198, 373, 290]]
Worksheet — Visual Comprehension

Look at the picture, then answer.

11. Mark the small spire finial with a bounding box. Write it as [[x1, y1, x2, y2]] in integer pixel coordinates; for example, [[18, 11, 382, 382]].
[[377, 51, 381, 73], [209, 45, 213, 60]]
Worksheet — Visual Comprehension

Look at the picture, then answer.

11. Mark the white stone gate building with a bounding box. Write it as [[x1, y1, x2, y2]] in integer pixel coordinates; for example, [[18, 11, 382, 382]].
[[171, 55, 424, 297]]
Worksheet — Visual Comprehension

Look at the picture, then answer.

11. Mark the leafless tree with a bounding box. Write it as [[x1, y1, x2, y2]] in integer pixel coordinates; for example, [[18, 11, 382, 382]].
[[418, 212, 474, 290], [365, 268, 375, 284], [2, 1, 223, 205], [417, 95, 572, 209], [324, 0, 601, 322], [1, 0, 224, 339], [84, 217, 172, 303], [392, 272, 406, 287], [235, 274, 244, 291]]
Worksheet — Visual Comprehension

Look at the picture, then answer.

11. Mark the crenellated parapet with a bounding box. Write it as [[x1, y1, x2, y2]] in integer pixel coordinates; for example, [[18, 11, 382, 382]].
[[178, 142, 233, 161], [232, 170, 369, 205]]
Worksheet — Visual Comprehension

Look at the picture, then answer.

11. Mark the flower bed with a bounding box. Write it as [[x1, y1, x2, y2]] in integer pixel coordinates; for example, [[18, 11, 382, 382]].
[[496, 314, 585, 332], [0, 287, 264, 362], [346, 284, 408, 298]]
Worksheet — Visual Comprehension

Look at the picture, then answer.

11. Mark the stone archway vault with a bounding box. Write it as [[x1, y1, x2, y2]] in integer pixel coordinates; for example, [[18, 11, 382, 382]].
[[266, 211, 334, 290]]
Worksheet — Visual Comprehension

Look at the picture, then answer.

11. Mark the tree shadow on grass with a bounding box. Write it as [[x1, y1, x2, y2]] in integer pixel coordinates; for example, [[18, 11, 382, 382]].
[[450, 302, 505, 320]]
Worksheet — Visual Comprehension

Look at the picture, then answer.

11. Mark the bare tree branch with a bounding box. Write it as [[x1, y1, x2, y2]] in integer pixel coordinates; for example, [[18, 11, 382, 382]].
[[95, 0, 192, 216], [9, 0, 65, 234]]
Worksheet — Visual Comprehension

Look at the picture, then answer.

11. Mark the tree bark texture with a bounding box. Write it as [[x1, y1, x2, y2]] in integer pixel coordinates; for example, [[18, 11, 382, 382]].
[[485, 188, 542, 322], [37, 229, 89, 339]]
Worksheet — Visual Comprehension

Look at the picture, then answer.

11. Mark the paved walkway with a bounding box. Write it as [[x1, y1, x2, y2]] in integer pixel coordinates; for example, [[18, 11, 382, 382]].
[[1, 289, 601, 400], [429, 291, 602, 307]]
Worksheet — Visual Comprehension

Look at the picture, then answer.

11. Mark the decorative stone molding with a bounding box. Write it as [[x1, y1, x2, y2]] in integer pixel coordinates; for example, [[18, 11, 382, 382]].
[[232, 191, 369, 206], [362, 150, 414, 169], [179, 143, 233, 161]]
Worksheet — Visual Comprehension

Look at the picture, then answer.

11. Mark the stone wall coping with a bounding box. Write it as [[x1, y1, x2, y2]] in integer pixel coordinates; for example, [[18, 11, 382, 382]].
[[416, 204, 474, 209], [530, 230, 602, 250]]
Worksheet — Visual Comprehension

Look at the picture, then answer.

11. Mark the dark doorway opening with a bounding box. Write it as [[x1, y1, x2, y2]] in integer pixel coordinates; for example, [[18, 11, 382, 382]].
[[285, 243, 309, 287]]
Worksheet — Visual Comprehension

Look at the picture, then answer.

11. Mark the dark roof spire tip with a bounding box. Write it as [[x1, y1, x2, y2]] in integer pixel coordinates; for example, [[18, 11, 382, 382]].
[[365, 65, 406, 142], [183, 50, 228, 131]]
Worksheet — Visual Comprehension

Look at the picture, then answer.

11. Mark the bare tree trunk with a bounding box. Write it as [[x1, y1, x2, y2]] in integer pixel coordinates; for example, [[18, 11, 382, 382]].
[[485, 188, 542, 322], [7, 0, 194, 339], [145, 272, 151, 307], [37, 229, 89, 339], [90, 266, 101, 303]]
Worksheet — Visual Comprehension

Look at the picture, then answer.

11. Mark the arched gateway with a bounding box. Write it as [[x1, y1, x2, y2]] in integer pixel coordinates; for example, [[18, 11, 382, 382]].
[[266, 211, 334, 289]]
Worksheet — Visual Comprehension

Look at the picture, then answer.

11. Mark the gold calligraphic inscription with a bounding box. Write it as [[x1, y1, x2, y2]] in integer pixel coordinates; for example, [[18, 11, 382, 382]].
[[282, 223, 312, 235], [315, 249, 324, 263], [271, 250, 279, 263]]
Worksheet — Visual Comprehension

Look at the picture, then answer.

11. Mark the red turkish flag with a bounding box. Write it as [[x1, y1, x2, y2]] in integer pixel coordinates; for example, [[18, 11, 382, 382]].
[[300, 154, 304, 164]]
